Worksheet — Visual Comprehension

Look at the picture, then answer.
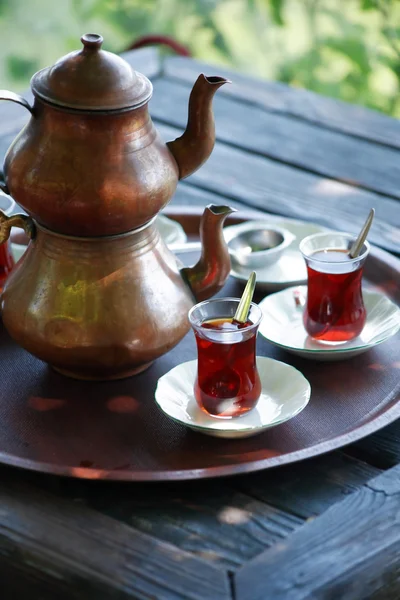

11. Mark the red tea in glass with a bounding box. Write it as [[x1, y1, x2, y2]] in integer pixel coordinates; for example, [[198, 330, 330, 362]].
[[0, 196, 16, 292], [189, 299, 262, 418], [300, 233, 370, 343]]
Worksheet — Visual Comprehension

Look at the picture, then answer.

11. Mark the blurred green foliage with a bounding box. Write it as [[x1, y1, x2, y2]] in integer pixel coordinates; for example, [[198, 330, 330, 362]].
[[0, 0, 399, 116]]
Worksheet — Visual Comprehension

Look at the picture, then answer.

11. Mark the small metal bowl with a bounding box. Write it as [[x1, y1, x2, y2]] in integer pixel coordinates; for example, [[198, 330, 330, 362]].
[[227, 224, 294, 269]]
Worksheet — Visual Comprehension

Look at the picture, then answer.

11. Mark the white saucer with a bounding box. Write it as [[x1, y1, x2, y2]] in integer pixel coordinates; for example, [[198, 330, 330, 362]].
[[10, 214, 188, 263], [155, 357, 311, 438], [259, 286, 400, 361], [156, 214, 187, 246], [11, 243, 26, 262], [224, 218, 328, 291]]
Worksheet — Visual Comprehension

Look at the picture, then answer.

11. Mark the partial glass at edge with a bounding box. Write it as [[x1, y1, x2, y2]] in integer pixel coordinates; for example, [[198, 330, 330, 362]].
[[299, 232, 370, 344], [188, 298, 262, 419], [0, 195, 16, 293]]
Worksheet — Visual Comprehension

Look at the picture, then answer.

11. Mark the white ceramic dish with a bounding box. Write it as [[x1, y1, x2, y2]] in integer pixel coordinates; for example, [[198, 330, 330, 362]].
[[259, 286, 400, 361], [11, 243, 26, 262], [155, 357, 311, 438], [11, 214, 188, 262], [155, 214, 187, 246], [224, 218, 329, 292]]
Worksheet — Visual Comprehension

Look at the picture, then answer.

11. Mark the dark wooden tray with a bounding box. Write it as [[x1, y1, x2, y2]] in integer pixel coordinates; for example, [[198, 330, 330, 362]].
[[0, 207, 399, 481]]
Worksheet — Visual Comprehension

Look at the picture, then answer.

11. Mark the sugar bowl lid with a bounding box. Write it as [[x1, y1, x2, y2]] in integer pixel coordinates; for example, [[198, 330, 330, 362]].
[[31, 33, 152, 111]]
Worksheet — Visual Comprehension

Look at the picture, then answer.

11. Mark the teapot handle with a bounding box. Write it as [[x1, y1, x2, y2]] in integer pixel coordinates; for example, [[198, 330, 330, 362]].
[[0, 90, 34, 115], [0, 170, 9, 195], [0, 91, 34, 195], [0, 211, 35, 244]]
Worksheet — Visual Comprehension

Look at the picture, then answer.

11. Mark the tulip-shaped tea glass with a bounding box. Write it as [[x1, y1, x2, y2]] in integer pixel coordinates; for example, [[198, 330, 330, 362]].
[[299, 232, 370, 343], [0, 195, 15, 292], [188, 298, 262, 418]]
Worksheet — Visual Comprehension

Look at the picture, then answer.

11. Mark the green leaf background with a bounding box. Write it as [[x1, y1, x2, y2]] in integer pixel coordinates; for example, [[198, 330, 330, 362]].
[[0, 0, 399, 116]]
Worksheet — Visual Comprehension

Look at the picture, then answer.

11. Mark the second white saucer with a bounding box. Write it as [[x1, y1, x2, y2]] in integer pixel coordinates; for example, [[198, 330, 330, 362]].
[[259, 286, 400, 361], [155, 357, 311, 439], [156, 214, 187, 246]]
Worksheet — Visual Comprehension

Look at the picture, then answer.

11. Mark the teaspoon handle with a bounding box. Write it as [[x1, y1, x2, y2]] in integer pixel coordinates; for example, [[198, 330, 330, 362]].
[[349, 208, 374, 259], [234, 271, 256, 324]]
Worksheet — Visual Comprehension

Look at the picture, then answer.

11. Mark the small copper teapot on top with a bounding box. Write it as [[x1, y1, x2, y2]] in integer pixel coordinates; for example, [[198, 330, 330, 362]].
[[0, 33, 228, 236], [0, 33, 234, 380]]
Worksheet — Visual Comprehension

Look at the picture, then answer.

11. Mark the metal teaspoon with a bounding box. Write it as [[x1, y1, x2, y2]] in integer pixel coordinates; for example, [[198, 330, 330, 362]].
[[349, 208, 375, 258], [233, 271, 257, 324]]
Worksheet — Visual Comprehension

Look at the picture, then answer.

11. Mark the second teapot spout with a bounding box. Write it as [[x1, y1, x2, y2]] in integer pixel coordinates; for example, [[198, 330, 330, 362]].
[[167, 74, 229, 180], [182, 204, 235, 302]]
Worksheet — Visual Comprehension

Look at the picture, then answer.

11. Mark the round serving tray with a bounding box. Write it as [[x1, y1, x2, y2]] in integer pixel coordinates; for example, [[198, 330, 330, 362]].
[[0, 207, 399, 481]]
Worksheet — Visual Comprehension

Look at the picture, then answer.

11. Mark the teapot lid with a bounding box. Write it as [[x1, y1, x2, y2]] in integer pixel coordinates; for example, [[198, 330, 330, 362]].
[[31, 33, 152, 111]]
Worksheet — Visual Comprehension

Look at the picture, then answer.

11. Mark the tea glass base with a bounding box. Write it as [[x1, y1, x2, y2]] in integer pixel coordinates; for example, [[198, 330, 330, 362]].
[[52, 361, 153, 381], [198, 402, 260, 420], [309, 337, 356, 346]]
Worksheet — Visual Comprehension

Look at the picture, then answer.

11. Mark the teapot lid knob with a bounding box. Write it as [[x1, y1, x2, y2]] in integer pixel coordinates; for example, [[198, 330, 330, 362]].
[[80, 33, 103, 50]]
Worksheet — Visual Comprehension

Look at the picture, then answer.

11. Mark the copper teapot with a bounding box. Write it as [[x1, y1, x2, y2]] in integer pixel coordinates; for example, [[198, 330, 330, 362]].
[[0, 33, 228, 236], [0, 34, 234, 380]]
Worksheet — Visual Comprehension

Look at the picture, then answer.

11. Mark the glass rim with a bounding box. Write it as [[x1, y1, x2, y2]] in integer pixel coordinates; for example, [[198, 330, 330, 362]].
[[299, 231, 370, 264], [0, 194, 15, 216], [188, 297, 263, 332]]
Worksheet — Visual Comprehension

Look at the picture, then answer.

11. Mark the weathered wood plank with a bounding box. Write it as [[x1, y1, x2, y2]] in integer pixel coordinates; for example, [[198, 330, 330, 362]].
[[172, 180, 252, 212], [150, 77, 400, 200], [121, 46, 161, 80], [235, 464, 400, 600], [0, 481, 230, 600], [3, 452, 379, 572], [76, 483, 303, 570], [157, 123, 400, 254], [163, 55, 400, 151], [345, 420, 400, 470], [235, 452, 381, 519], [12, 466, 302, 571]]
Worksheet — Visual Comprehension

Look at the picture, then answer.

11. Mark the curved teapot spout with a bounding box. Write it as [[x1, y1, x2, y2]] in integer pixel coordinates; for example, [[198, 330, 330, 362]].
[[167, 74, 229, 180], [181, 204, 235, 302]]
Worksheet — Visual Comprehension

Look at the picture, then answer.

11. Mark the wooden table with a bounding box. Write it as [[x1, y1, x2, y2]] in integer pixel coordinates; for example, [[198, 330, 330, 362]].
[[0, 49, 400, 600]]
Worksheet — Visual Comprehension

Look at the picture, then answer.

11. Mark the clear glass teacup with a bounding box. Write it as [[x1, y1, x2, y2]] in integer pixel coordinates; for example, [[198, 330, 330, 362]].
[[188, 298, 263, 418], [299, 232, 370, 344]]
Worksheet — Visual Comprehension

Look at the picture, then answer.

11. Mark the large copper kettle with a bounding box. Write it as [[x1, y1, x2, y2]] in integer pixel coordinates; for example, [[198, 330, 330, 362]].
[[0, 205, 233, 380], [0, 33, 234, 380], [0, 33, 228, 236]]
